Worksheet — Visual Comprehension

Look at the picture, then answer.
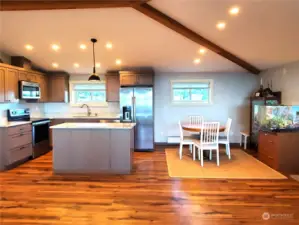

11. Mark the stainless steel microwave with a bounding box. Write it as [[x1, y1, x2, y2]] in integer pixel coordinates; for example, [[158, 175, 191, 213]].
[[19, 81, 41, 100]]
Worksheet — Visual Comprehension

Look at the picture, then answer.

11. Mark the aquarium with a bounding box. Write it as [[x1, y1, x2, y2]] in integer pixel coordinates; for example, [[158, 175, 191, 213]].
[[254, 105, 299, 132]]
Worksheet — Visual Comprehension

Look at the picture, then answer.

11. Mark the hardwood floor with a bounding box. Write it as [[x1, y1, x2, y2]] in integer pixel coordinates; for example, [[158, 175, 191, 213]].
[[1, 146, 299, 225]]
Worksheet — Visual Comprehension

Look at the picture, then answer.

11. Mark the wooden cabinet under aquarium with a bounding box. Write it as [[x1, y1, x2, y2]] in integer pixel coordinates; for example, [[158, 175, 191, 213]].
[[258, 130, 299, 174]]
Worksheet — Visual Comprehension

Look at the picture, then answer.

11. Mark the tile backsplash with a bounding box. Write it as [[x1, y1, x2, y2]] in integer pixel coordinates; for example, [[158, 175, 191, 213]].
[[43, 102, 120, 118], [0, 102, 120, 120], [0, 102, 45, 122]]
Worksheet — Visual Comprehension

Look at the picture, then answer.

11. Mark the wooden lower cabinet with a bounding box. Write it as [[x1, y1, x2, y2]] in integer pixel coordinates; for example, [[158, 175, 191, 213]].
[[258, 131, 299, 174], [0, 124, 33, 171]]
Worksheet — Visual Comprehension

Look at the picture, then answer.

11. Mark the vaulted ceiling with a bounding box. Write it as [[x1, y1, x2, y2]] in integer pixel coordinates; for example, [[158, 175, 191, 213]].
[[1, 0, 298, 75]]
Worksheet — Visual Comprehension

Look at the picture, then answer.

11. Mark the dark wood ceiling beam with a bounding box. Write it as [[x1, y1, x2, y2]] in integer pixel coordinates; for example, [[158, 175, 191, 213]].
[[134, 3, 260, 74], [0, 0, 150, 11]]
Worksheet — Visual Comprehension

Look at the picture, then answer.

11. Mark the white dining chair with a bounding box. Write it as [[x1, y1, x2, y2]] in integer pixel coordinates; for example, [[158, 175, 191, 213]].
[[188, 116, 204, 152], [189, 115, 204, 127], [178, 121, 196, 160], [219, 118, 232, 159], [193, 122, 220, 166]]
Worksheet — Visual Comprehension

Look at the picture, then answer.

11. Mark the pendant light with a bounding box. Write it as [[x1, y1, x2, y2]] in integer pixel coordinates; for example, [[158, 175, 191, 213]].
[[88, 38, 100, 81]]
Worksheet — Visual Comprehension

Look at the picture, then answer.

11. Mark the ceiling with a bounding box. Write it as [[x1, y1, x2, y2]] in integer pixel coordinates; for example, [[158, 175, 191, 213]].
[[1, 0, 298, 74]]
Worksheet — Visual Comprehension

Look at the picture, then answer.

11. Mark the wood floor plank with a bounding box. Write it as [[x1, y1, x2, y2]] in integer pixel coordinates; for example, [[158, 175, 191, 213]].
[[1, 147, 299, 224]]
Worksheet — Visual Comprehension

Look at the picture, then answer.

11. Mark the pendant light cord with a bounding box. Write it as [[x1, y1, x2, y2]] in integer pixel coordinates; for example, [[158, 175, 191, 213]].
[[93, 41, 96, 74]]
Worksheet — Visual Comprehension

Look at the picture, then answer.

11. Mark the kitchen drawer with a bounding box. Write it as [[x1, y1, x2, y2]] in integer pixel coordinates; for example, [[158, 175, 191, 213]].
[[7, 144, 32, 165], [259, 132, 278, 145], [8, 124, 32, 136], [258, 152, 276, 169], [259, 145, 277, 158], [8, 132, 32, 149]]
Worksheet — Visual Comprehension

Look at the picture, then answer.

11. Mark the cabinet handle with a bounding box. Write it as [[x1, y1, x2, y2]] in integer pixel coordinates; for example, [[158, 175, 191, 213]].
[[268, 140, 273, 143], [268, 156, 274, 159]]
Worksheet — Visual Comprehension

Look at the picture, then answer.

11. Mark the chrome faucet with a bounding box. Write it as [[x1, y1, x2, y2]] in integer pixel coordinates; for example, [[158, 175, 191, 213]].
[[80, 104, 91, 117]]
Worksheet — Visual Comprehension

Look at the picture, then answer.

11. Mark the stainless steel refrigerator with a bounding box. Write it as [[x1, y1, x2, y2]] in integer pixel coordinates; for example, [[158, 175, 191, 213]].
[[120, 87, 154, 151]]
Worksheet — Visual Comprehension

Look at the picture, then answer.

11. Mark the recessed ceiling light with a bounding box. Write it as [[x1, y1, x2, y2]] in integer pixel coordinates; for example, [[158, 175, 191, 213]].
[[216, 21, 226, 30], [116, 59, 122, 65], [79, 44, 87, 50], [52, 62, 59, 68], [106, 42, 113, 49], [25, 44, 33, 51], [96, 62, 101, 68], [193, 58, 201, 64], [74, 63, 80, 68], [229, 6, 240, 15], [198, 48, 206, 55], [51, 44, 60, 51]]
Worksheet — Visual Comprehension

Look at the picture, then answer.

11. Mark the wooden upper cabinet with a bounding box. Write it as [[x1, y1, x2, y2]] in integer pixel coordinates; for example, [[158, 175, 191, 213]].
[[36, 74, 48, 102], [18, 71, 37, 82], [119, 70, 154, 86], [0, 66, 5, 102], [137, 73, 153, 86], [5, 68, 19, 102], [120, 73, 137, 86], [26, 72, 37, 82], [18, 71, 27, 81], [47, 73, 69, 102], [105, 72, 120, 102]]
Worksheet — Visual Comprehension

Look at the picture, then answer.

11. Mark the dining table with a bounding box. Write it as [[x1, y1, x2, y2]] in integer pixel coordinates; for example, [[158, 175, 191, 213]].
[[182, 124, 226, 133]]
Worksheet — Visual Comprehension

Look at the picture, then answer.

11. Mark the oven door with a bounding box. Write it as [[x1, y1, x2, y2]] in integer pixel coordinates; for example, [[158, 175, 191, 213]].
[[20, 81, 41, 100], [32, 120, 51, 158]]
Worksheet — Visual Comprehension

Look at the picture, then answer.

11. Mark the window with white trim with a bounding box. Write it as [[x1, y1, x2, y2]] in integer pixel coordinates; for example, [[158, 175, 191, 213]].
[[70, 82, 106, 105], [171, 80, 213, 104]]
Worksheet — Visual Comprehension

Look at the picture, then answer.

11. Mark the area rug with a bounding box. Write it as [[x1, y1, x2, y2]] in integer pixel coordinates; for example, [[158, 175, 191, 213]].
[[165, 148, 286, 179]]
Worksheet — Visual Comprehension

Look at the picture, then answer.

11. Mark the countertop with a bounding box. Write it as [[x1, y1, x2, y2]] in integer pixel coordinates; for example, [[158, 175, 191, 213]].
[[50, 122, 136, 130], [41, 114, 120, 120], [0, 121, 32, 128]]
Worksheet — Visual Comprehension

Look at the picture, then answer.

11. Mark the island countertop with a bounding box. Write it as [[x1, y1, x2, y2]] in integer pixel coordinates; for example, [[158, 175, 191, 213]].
[[50, 122, 136, 130]]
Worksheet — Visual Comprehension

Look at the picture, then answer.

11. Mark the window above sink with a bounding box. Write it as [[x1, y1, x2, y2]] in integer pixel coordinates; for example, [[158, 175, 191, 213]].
[[69, 81, 108, 107]]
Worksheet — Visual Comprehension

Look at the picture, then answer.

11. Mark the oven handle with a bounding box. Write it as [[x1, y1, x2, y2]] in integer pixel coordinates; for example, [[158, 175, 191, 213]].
[[32, 120, 51, 126]]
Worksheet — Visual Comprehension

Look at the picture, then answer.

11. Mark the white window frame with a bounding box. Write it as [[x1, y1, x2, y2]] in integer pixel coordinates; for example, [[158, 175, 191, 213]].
[[69, 80, 108, 107], [170, 79, 213, 105]]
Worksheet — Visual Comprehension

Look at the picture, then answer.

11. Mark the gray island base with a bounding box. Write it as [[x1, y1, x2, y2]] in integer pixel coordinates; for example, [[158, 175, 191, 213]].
[[50, 123, 135, 174]]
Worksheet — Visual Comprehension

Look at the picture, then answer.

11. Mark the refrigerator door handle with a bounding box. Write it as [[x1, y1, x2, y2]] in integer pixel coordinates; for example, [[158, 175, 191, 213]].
[[132, 96, 136, 122]]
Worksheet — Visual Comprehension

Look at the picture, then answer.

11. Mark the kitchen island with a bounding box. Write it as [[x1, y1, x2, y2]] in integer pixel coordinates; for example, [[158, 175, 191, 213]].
[[50, 123, 135, 174]]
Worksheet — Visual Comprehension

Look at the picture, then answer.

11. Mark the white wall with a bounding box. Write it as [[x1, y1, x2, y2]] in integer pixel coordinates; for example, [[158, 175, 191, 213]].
[[154, 72, 259, 143], [260, 60, 299, 105]]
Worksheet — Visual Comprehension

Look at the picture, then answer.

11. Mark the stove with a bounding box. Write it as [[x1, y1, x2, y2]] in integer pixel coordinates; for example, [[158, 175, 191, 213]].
[[7, 109, 51, 158]]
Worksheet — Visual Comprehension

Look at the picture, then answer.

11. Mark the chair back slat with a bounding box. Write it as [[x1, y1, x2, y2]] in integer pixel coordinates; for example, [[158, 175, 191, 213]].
[[200, 122, 220, 145], [189, 116, 204, 127], [224, 118, 232, 135], [178, 121, 184, 140]]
